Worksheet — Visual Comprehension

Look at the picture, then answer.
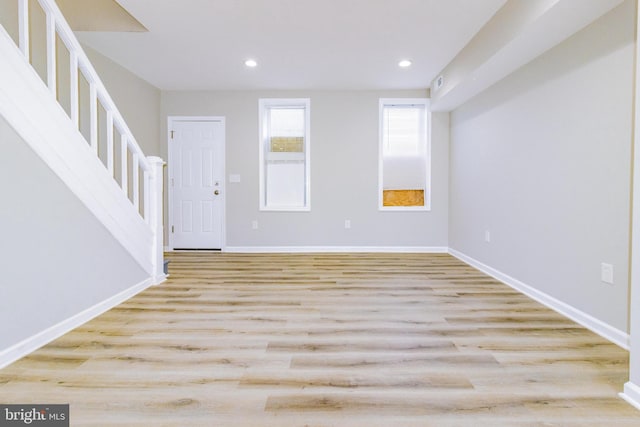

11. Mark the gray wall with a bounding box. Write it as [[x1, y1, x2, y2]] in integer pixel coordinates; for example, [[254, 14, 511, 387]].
[[161, 90, 449, 248], [449, 0, 635, 332], [0, 115, 148, 350]]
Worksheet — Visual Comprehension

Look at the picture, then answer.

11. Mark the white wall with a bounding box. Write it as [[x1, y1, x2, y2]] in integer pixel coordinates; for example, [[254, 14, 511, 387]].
[[0, 114, 148, 351], [449, 0, 635, 333], [161, 90, 449, 249]]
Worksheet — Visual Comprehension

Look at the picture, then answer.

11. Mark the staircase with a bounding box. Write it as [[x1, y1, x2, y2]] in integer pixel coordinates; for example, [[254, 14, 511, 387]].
[[0, 0, 165, 367]]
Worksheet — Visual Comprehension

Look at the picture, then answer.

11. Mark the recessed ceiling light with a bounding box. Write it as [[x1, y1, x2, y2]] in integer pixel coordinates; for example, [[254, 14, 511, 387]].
[[398, 60, 412, 68], [245, 59, 258, 68]]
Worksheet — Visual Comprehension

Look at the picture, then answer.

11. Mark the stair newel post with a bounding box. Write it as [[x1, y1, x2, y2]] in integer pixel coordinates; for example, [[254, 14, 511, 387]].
[[147, 156, 166, 283]]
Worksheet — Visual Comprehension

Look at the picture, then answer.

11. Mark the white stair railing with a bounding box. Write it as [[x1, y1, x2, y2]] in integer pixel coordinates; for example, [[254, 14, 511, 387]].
[[3, 0, 165, 281], [18, 0, 153, 220]]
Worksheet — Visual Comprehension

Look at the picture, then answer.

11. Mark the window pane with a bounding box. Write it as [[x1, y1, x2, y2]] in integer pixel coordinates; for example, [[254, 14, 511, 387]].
[[270, 108, 305, 138], [383, 106, 424, 155], [259, 99, 310, 211], [379, 99, 430, 210], [269, 108, 305, 153]]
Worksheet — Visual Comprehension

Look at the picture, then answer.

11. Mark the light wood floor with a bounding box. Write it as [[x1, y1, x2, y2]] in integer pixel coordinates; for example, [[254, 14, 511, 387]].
[[1, 252, 639, 426]]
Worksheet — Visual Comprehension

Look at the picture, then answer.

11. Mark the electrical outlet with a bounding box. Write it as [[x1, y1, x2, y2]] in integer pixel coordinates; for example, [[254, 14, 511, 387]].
[[251, 220, 258, 230], [484, 230, 491, 243], [344, 220, 351, 229], [601, 263, 614, 285]]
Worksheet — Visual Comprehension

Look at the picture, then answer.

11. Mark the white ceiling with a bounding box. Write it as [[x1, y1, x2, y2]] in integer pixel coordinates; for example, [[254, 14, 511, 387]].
[[75, 0, 507, 91]]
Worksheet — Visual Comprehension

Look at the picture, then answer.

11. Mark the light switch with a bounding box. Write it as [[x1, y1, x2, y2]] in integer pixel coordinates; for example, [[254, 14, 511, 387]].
[[229, 174, 241, 183], [601, 263, 614, 285]]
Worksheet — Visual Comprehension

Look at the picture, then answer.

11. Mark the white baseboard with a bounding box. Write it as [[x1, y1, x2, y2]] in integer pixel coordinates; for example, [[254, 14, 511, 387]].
[[621, 382, 640, 411], [225, 246, 449, 253], [153, 274, 168, 285], [0, 277, 156, 369], [448, 248, 630, 350]]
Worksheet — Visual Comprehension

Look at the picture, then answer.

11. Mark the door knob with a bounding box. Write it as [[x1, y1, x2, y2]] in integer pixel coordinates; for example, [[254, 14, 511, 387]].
[[214, 190, 220, 195]]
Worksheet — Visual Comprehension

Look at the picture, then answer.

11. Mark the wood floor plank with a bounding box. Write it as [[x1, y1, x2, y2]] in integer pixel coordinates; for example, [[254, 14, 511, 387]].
[[0, 252, 638, 426]]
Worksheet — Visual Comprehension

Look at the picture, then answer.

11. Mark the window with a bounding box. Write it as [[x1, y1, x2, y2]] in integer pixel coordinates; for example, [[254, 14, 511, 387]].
[[379, 98, 430, 210], [259, 98, 310, 210]]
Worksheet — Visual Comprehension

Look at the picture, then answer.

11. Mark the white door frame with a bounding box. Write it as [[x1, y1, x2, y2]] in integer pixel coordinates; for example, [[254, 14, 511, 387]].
[[167, 116, 226, 251]]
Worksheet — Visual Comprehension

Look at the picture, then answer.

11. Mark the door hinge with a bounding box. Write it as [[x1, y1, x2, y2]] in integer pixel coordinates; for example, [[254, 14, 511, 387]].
[[171, 225, 174, 233], [170, 130, 175, 139]]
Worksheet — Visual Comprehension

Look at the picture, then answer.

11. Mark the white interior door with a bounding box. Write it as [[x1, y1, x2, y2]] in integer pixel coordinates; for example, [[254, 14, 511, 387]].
[[169, 119, 224, 249]]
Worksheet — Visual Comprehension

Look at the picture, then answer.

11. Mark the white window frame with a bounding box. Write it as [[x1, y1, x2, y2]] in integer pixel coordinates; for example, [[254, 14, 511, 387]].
[[259, 98, 311, 211], [378, 98, 431, 211]]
